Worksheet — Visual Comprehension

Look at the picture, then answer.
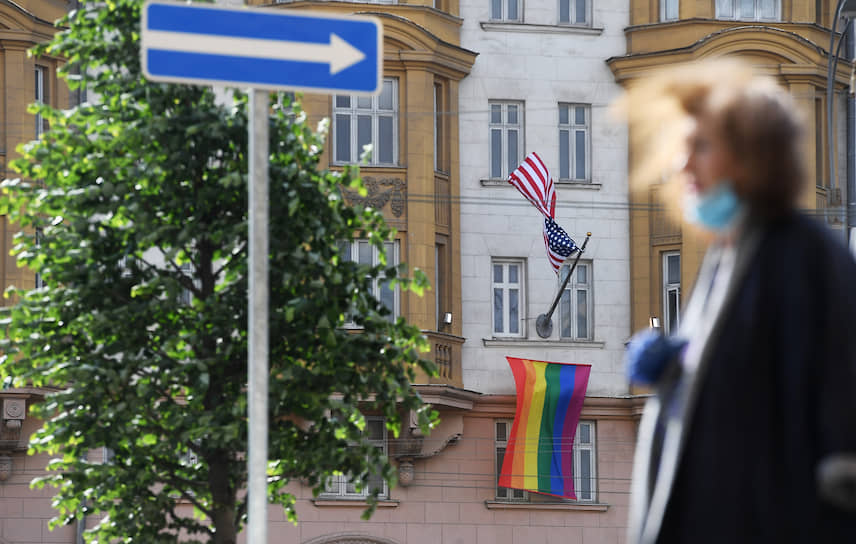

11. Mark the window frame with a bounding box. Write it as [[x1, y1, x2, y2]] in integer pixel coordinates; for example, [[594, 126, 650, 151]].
[[558, 103, 591, 182], [662, 251, 681, 335], [489, 0, 522, 21], [488, 101, 524, 180], [494, 419, 597, 502], [559, 261, 593, 341], [491, 259, 525, 338], [339, 239, 400, 325], [572, 420, 597, 502], [715, 0, 780, 21], [558, 0, 591, 25], [332, 77, 399, 166], [321, 416, 389, 499]]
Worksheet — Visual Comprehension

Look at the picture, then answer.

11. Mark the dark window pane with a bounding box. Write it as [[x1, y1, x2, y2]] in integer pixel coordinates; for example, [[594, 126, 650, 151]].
[[491, 129, 502, 178], [335, 96, 350, 108], [509, 289, 519, 334], [358, 241, 372, 265], [357, 96, 372, 109], [560, 0, 570, 22], [667, 254, 680, 284], [577, 290, 588, 338], [494, 288, 504, 333], [577, 264, 587, 284], [559, 105, 569, 125], [507, 105, 518, 125], [491, 104, 502, 124], [560, 291, 571, 338], [579, 423, 591, 443], [507, 129, 518, 176], [507, 0, 518, 20], [573, 108, 584, 127], [496, 422, 507, 442], [335, 115, 351, 163], [575, 0, 587, 23], [379, 80, 394, 110], [575, 130, 586, 180], [491, 0, 502, 19], [508, 264, 518, 284], [379, 116, 394, 164], [580, 450, 592, 497], [560, 129, 570, 179], [494, 264, 503, 283], [357, 115, 372, 162]]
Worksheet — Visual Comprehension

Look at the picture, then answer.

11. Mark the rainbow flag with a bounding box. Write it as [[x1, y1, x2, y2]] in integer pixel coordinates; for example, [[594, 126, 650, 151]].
[[499, 357, 591, 499]]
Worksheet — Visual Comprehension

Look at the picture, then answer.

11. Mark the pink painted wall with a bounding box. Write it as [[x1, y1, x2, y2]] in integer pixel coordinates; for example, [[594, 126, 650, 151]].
[[2, 397, 638, 544]]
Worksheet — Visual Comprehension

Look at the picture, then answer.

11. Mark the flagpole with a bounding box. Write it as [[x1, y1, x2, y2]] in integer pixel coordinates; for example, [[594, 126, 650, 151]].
[[536, 232, 591, 339]]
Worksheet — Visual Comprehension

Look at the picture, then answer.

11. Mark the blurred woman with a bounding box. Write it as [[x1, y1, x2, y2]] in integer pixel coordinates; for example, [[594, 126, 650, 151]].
[[619, 59, 856, 543]]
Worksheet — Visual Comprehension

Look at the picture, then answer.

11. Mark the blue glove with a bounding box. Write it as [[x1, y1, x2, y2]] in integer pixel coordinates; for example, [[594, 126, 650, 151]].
[[624, 329, 687, 386]]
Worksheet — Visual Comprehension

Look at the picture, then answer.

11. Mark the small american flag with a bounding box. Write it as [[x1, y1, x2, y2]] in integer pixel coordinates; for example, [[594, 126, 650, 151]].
[[543, 217, 578, 273], [508, 152, 578, 274]]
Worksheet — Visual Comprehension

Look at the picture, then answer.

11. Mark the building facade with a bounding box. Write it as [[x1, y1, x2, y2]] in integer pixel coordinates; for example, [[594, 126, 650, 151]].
[[607, 0, 855, 332]]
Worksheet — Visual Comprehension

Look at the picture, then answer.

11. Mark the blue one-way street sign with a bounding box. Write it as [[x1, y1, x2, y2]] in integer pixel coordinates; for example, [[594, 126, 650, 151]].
[[141, 0, 382, 94]]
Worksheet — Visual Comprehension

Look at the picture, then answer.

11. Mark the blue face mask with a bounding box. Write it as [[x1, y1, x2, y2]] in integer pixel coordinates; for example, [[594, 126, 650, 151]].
[[685, 181, 744, 232]]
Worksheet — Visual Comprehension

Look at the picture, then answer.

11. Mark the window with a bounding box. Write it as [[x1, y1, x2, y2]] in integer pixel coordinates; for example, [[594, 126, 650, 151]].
[[434, 82, 448, 173], [559, 0, 589, 25], [489, 101, 524, 179], [496, 420, 527, 500], [323, 417, 388, 499], [35, 65, 48, 138], [490, 0, 521, 21], [339, 240, 399, 322], [558, 104, 590, 181], [435, 239, 451, 330], [495, 420, 597, 502], [663, 252, 681, 335], [559, 262, 592, 340], [573, 421, 596, 501], [492, 259, 524, 337], [333, 78, 398, 166], [661, 0, 679, 20], [715, 0, 779, 20]]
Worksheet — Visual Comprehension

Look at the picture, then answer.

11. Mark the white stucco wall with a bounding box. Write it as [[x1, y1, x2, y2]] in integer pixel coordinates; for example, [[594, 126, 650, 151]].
[[458, 0, 631, 396]]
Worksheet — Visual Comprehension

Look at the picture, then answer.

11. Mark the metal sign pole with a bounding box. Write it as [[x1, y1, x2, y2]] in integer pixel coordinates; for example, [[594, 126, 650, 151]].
[[247, 89, 269, 544]]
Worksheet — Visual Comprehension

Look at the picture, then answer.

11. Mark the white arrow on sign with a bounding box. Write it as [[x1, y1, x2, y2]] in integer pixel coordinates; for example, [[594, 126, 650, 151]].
[[142, 30, 366, 75]]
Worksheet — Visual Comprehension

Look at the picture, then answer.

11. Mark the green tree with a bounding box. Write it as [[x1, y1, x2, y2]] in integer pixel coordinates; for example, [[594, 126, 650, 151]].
[[0, 1, 435, 542]]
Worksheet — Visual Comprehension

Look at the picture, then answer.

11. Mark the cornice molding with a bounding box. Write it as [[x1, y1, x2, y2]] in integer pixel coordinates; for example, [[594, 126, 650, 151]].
[[479, 21, 604, 36]]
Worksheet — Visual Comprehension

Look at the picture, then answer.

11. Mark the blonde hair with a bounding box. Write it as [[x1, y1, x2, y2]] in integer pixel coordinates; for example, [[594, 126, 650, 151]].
[[614, 58, 806, 218]]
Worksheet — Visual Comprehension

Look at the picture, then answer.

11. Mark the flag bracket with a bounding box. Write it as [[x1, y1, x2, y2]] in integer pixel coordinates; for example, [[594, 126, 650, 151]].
[[536, 232, 592, 339]]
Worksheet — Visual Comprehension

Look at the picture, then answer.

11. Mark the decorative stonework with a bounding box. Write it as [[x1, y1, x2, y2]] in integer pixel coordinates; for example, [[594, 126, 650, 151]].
[[343, 177, 406, 218], [397, 459, 414, 487], [303, 533, 400, 544]]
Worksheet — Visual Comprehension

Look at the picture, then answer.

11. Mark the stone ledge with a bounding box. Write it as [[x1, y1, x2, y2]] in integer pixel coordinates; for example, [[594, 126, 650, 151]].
[[483, 338, 606, 349], [312, 499, 400, 508], [485, 500, 609, 511], [479, 22, 604, 35]]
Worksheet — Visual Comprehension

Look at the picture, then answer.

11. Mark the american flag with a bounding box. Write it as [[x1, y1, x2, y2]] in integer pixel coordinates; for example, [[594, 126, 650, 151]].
[[543, 217, 578, 273], [508, 152, 578, 274], [507, 152, 555, 219]]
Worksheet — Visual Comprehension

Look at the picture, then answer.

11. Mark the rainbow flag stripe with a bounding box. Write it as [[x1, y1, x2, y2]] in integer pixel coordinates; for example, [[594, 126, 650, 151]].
[[498, 357, 591, 499]]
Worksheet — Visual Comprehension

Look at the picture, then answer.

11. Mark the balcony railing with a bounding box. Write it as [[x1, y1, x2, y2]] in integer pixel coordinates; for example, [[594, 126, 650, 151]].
[[417, 331, 464, 388]]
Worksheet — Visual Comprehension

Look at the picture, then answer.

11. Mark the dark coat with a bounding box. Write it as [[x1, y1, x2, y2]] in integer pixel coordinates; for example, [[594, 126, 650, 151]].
[[629, 212, 856, 543]]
